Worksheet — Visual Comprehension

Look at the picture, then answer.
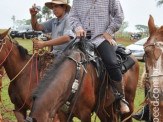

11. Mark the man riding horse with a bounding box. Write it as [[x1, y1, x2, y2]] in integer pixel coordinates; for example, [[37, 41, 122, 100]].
[[69, 0, 130, 114]]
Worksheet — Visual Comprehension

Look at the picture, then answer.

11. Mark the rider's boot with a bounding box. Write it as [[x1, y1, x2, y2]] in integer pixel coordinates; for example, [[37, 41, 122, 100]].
[[132, 87, 149, 121], [132, 105, 149, 121], [112, 80, 130, 114]]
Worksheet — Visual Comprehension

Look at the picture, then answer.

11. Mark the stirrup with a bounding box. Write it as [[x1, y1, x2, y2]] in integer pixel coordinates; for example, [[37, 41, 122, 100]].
[[132, 106, 145, 120], [138, 106, 145, 120], [121, 97, 129, 105]]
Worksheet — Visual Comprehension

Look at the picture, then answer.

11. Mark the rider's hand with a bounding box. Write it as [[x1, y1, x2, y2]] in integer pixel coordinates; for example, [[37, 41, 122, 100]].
[[33, 40, 45, 50], [76, 28, 86, 38], [29, 4, 38, 16], [101, 32, 115, 46]]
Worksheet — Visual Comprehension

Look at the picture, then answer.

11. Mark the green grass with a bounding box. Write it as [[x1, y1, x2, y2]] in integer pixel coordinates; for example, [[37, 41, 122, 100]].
[[0, 34, 145, 121]]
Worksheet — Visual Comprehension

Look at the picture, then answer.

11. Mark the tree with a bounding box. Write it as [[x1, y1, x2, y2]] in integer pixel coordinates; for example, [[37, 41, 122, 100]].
[[42, 6, 52, 20], [135, 24, 148, 35], [118, 21, 129, 32], [25, 19, 31, 25], [157, 0, 163, 6]]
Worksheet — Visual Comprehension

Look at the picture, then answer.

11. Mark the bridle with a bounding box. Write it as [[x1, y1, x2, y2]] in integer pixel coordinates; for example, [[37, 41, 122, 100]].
[[144, 41, 163, 80], [144, 41, 163, 49], [0, 37, 6, 52], [0, 37, 14, 66]]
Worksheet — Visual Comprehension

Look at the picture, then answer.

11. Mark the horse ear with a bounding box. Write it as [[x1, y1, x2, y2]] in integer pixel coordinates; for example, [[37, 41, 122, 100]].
[[148, 15, 157, 36], [154, 48, 162, 60], [0, 28, 11, 38]]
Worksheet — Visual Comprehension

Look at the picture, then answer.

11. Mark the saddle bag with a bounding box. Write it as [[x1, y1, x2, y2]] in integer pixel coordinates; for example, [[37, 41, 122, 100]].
[[116, 44, 135, 74], [121, 56, 135, 74]]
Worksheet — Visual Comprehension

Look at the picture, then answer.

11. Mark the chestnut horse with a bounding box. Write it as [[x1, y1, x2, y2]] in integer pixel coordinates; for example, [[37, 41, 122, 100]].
[[26, 40, 139, 122], [0, 29, 139, 122], [144, 15, 163, 121], [0, 29, 55, 122]]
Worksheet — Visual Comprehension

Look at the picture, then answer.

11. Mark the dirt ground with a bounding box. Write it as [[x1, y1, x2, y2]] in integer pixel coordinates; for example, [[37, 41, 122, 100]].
[[116, 37, 136, 43]]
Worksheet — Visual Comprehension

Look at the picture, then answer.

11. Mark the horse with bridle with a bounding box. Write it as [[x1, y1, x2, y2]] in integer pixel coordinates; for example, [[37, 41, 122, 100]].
[[24, 37, 139, 122], [0, 29, 55, 121], [0, 29, 139, 122], [143, 15, 163, 121]]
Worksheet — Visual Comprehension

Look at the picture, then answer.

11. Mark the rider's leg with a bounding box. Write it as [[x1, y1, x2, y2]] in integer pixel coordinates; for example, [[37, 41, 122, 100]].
[[132, 87, 149, 121], [97, 40, 130, 114]]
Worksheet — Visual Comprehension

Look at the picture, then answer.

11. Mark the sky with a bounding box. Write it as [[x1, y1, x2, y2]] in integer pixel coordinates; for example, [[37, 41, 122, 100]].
[[0, 0, 163, 32]]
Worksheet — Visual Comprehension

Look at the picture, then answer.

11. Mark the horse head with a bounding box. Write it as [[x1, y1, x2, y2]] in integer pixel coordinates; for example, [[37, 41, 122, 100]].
[[0, 28, 13, 65], [144, 15, 163, 121]]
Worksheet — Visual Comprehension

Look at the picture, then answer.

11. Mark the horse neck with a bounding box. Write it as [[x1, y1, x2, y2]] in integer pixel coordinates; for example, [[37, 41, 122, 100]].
[[32, 56, 77, 118], [3, 42, 30, 80]]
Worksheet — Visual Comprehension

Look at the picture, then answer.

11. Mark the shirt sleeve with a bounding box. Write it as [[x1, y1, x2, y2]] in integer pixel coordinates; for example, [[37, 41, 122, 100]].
[[106, 0, 124, 35], [69, 0, 83, 32], [63, 18, 75, 39], [40, 19, 54, 33]]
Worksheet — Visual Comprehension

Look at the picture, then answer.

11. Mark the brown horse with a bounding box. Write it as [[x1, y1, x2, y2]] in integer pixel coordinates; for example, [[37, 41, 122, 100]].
[[26, 40, 139, 122], [144, 15, 163, 121], [0, 29, 139, 122], [0, 29, 55, 122]]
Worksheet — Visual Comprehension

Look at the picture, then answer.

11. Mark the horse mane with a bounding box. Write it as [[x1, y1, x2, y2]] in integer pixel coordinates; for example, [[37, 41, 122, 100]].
[[33, 48, 76, 99], [13, 41, 29, 60]]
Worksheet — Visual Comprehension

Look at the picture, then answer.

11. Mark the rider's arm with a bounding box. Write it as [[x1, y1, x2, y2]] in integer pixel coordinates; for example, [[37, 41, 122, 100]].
[[43, 19, 74, 46], [69, 0, 83, 33], [31, 15, 44, 31], [30, 5, 44, 31], [106, 0, 124, 35], [43, 36, 71, 47]]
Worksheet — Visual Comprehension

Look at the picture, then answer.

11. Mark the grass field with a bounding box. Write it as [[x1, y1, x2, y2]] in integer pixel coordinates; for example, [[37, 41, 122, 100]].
[[0, 29, 145, 121]]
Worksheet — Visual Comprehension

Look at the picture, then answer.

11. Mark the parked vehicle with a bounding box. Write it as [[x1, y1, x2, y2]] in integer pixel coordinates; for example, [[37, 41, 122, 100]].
[[10, 25, 42, 39], [126, 37, 148, 61], [130, 33, 142, 40], [38, 34, 48, 41]]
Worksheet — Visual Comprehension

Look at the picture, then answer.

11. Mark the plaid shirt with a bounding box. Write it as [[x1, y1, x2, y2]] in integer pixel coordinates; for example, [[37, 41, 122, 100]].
[[69, 0, 124, 47]]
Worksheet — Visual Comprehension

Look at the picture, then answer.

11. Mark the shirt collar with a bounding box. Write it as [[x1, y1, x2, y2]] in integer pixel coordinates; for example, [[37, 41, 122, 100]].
[[54, 13, 68, 25]]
